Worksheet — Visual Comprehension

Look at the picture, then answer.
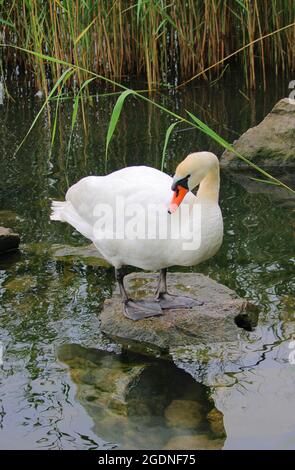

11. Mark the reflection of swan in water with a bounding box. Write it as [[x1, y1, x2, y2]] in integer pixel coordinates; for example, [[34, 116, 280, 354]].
[[58, 344, 225, 450]]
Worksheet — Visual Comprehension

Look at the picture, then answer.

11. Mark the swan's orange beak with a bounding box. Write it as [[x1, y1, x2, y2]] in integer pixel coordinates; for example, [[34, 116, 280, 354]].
[[168, 185, 188, 214]]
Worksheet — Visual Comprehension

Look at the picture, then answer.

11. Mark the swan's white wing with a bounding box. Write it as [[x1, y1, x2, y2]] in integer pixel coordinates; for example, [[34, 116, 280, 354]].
[[51, 166, 174, 240], [66, 166, 173, 217]]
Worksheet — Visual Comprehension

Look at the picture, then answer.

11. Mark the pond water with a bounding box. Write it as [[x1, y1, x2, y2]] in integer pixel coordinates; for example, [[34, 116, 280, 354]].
[[0, 72, 294, 449]]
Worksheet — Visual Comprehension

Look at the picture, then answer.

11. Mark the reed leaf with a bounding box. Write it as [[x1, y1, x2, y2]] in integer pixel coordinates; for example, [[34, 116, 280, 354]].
[[161, 121, 181, 171], [105, 89, 134, 161], [74, 17, 97, 46], [2, 43, 294, 195], [14, 67, 74, 157], [68, 77, 96, 151], [1, 1, 295, 90]]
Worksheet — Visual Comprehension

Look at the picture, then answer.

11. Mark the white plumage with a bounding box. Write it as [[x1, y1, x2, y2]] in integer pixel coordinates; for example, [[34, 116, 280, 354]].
[[51, 157, 223, 271], [51, 152, 223, 319]]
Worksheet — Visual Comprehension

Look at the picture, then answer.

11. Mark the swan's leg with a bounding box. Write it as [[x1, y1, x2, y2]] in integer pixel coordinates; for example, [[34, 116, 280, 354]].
[[115, 267, 130, 303], [115, 268, 162, 320], [155, 268, 168, 299], [155, 268, 203, 309]]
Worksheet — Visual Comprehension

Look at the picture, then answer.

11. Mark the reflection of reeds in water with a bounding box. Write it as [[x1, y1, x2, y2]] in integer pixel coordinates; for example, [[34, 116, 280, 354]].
[[1, 0, 295, 91]]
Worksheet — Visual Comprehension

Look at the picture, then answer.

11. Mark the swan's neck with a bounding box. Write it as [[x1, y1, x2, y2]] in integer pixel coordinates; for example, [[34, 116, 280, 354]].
[[196, 165, 220, 203]]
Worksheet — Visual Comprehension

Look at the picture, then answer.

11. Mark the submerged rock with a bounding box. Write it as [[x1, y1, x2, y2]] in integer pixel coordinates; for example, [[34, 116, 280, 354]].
[[58, 344, 147, 418], [101, 272, 258, 356], [59, 344, 225, 449], [4, 274, 36, 292], [0, 210, 22, 225], [164, 434, 223, 450], [165, 400, 202, 429], [0, 226, 20, 255], [223, 170, 295, 206], [221, 98, 295, 169], [207, 407, 226, 438], [51, 243, 110, 267]]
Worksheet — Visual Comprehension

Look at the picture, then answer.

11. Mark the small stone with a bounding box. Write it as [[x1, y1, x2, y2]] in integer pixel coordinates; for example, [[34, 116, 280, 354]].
[[164, 434, 224, 450], [165, 400, 202, 429], [0, 226, 20, 254]]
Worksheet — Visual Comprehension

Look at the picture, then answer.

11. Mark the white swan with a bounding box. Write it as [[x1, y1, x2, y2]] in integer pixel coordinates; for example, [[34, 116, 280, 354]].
[[51, 151, 223, 320]]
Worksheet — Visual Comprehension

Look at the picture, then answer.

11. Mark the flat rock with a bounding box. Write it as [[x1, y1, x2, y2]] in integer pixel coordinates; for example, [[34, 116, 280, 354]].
[[101, 273, 258, 356], [0, 226, 20, 254], [220, 98, 295, 169]]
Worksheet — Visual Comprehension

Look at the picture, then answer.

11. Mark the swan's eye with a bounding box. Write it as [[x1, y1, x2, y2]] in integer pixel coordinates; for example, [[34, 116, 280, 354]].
[[171, 174, 190, 191]]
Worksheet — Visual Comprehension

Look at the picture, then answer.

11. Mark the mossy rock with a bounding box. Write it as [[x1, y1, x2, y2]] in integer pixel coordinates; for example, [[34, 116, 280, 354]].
[[221, 98, 295, 169]]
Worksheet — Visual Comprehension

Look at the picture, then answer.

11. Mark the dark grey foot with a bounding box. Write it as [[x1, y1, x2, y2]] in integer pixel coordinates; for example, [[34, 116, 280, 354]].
[[123, 299, 163, 321], [157, 293, 203, 310]]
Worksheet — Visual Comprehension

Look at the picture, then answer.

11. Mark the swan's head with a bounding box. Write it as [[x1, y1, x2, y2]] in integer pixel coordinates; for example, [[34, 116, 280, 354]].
[[169, 151, 219, 213]]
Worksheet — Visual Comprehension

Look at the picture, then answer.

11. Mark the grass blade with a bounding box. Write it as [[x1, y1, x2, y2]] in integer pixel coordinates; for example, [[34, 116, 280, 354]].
[[51, 89, 62, 147], [161, 121, 180, 171], [2, 43, 294, 195], [249, 177, 280, 186], [14, 68, 74, 157], [67, 77, 96, 151], [137, 0, 143, 24], [74, 17, 97, 46], [185, 110, 295, 193], [105, 89, 134, 161]]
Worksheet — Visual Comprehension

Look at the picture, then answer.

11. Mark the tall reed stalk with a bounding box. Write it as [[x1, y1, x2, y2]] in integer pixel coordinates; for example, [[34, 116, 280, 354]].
[[1, 0, 294, 91]]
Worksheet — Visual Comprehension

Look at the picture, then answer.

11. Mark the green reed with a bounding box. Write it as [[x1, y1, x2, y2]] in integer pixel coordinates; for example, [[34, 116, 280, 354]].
[[1, 0, 295, 91], [2, 43, 294, 196]]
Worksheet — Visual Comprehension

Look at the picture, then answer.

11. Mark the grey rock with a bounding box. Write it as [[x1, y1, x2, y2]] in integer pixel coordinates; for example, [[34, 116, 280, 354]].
[[101, 273, 258, 356], [0, 226, 20, 254], [221, 98, 295, 169]]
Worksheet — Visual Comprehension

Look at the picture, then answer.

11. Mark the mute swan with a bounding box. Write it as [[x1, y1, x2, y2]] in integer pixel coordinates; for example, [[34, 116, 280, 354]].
[[51, 151, 223, 320]]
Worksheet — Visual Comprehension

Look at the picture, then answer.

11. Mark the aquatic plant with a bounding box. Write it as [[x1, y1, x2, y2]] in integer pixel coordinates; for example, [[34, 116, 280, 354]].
[[1, 0, 294, 91], [1, 43, 294, 196]]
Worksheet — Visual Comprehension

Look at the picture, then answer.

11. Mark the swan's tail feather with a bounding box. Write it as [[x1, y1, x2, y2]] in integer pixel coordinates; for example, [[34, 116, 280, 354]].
[[50, 200, 93, 240], [50, 200, 69, 222]]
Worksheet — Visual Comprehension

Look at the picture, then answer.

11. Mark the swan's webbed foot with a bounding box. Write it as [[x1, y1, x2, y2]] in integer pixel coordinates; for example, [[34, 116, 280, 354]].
[[123, 299, 162, 321], [156, 292, 203, 310], [115, 267, 162, 321], [155, 268, 203, 310]]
